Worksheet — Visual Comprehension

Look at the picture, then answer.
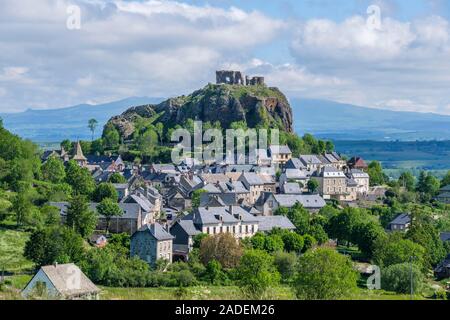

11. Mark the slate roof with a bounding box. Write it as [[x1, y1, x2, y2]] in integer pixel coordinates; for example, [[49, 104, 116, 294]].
[[282, 182, 303, 194], [389, 213, 411, 226], [285, 158, 306, 169], [34, 264, 99, 298], [173, 220, 201, 236], [269, 145, 292, 155], [191, 206, 259, 226], [299, 155, 322, 165], [440, 185, 450, 192], [440, 232, 450, 242], [273, 194, 326, 209], [50, 202, 140, 219], [285, 169, 307, 180], [138, 223, 174, 241], [239, 172, 265, 186], [258, 216, 296, 232]]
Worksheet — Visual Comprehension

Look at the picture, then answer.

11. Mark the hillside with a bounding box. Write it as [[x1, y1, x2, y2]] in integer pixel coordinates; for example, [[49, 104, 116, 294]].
[[105, 84, 293, 140], [293, 99, 450, 141]]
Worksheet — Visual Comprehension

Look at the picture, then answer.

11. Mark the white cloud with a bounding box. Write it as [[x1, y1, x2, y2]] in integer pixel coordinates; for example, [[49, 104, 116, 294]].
[[0, 0, 284, 112], [288, 14, 450, 114]]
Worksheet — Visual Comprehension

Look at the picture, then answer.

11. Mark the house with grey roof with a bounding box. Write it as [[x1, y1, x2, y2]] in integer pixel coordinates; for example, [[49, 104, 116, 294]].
[[434, 254, 450, 279], [257, 216, 296, 233], [50, 201, 147, 235], [280, 182, 303, 194], [387, 213, 411, 232], [130, 223, 175, 266], [170, 219, 202, 258], [436, 185, 450, 204], [255, 192, 326, 215], [22, 263, 100, 300], [238, 172, 268, 204], [269, 145, 292, 166]]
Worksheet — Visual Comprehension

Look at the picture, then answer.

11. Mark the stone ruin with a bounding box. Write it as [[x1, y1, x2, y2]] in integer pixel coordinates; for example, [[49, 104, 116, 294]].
[[216, 70, 265, 86]]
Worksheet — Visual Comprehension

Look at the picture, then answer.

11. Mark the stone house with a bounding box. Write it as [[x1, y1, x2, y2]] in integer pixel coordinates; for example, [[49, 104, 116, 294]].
[[269, 145, 292, 166], [314, 167, 348, 200], [50, 201, 148, 235], [130, 223, 174, 266], [348, 169, 370, 195], [387, 213, 411, 232], [238, 172, 268, 204], [22, 263, 100, 300], [255, 192, 326, 215]]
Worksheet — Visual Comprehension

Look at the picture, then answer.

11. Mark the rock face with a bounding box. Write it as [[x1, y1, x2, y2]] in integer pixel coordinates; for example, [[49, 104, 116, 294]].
[[106, 84, 294, 140]]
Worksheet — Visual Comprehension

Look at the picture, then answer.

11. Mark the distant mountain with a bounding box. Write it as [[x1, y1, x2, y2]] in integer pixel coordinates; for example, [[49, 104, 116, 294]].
[[2, 96, 450, 143], [0, 97, 163, 142], [292, 99, 450, 141]]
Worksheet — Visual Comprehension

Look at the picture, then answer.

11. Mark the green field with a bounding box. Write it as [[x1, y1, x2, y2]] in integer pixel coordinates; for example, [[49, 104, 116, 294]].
[[0, 228, 33, 273]]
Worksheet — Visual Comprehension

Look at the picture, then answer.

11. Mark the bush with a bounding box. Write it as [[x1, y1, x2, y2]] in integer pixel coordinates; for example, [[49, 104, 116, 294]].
[[294, 248, 358, 300], [381, 263, 423, 294]]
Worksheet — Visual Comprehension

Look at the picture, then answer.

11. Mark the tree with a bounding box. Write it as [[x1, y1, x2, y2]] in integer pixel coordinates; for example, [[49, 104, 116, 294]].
[[326, 207, 363, 245], [41, 156, 66, 184], [24, 226, 84, 267], [352, 221, 385, 258], [236, 250, 280, 299], [0, 116, 3, 128], [193, 233, 208, 249], [398, 172, 415, 192], [155, 122, 164, 144], [373, 233, 425, 270], [108, 172, 127, 184], [66, 195, 98, 238], [263, 234, 284, 253], [12, 191, 33, 226], [287, 203, 310, 235], [204, 259, 226, 285], [65, 160, 95, 196], [307, 179, 319, 194], [93, 183, 118, 202], [60, 139, 72, 153], [367, 161, 387, 186], [137, 129, 158, 158], [97, 198, 123, 233], [281, 232, 304, 253], [293, 248, 358, 300], [191, 189, 207, 209], [199, 233, 243, 268], [441, 170, 450, 187], [88, 119, 98, 141], [273, 251, 297, 280], [381, 263, 423, 294], [103, 124, 120, 150], [416, 171, 440, 202]]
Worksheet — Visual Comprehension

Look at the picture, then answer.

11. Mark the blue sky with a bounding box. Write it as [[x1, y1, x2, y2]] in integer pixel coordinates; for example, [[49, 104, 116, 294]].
[[1, 0, 450, 115]]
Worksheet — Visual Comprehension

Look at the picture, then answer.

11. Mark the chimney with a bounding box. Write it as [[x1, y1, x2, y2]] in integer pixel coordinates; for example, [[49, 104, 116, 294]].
[[229, 205, 233, 215]]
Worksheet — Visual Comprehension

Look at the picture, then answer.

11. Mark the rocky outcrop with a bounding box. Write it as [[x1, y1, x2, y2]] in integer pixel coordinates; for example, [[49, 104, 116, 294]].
[[105, 84, 293, 140]]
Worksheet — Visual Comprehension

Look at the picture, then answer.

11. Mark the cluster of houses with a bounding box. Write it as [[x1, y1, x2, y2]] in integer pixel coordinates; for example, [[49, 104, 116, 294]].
[[42, 142, 381, 267], [23, 142, 450, 299]]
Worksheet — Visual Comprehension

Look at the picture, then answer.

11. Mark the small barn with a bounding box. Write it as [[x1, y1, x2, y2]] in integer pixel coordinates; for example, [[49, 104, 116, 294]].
[[22, 263, 100, 300]]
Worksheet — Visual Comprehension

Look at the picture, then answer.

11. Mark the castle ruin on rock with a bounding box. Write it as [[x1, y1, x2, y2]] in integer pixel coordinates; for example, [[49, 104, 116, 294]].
[[216, 70, 265, 86]]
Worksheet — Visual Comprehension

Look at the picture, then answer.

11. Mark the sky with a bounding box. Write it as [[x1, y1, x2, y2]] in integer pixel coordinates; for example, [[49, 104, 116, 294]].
[[1, 0, 450, 115]]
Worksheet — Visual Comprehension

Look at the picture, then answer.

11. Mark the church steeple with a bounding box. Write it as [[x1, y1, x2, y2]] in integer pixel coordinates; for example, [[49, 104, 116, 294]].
[[72, 141, 87, 167]]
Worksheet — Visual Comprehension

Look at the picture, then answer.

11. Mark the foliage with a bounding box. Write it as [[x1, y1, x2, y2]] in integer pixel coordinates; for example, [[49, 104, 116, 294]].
[[191, 189, 207, 209], [93, 183, 119, 202], [236, 249, 280, 300], [24, 226, 84, 267], [273, 251, 297, 281], [293, 248, 358, 300], [65, 160, 95, 197], [88, 119, 98, 141], [367, 161, 387, 186], [97, 198, 123, 233], [373, 233, 425, 270], [307, 179, 319, 194], [199, 233, 243, 269], [66, 195, 98, 238], [381, 263, 423, 294], [41, 156, 66, 184], [108, 172, 127, 184]]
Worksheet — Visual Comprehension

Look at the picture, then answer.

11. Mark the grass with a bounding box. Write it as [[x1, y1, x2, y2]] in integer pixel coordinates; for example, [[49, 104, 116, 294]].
[[100, 285, 296, 300], [0, 227, 33, 273]]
